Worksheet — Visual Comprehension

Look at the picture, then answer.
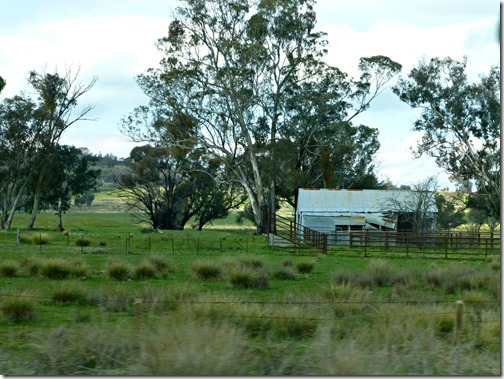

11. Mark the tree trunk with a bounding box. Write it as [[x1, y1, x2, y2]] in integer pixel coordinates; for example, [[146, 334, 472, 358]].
[[26, 189, 40, 230], [3, 183, 26, 231], [56, 200, 64, 231]]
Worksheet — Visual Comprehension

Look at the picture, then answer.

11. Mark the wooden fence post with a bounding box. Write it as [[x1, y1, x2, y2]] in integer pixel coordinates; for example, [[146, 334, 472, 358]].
[[16, 228, 20, 244]]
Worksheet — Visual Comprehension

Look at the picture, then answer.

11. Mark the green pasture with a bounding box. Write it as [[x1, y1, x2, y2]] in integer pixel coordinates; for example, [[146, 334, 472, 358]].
[[0, 207, 500, 375]]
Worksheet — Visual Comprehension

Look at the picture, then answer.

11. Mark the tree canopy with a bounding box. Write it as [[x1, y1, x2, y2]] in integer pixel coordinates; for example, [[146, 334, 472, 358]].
[[393, 57, 500, 219], [123, 0, 401, 233]]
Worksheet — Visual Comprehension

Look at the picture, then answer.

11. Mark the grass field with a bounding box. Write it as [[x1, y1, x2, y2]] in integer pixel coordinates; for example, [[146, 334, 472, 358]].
[[0, 202, 500, 375]]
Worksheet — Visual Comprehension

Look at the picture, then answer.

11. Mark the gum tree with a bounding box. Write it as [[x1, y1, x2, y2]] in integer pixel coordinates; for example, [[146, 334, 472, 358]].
[[393, 57, 500, 220], [126, 0, 401, 233]]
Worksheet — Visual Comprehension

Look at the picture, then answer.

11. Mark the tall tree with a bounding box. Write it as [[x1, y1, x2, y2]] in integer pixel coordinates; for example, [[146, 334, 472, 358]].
[[25, 68, 97, 229], [0, 95, 37, 230], [31, 145, 100, 230], [125, 0, 401, 233], [393, 57, 500, 219]]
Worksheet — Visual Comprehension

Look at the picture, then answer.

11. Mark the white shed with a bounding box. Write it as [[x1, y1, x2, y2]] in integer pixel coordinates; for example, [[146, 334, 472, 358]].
[[296, 188, 438, 244]]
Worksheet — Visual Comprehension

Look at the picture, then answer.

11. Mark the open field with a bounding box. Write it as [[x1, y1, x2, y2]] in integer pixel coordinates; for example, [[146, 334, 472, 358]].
[[0, 207, 500, 375]]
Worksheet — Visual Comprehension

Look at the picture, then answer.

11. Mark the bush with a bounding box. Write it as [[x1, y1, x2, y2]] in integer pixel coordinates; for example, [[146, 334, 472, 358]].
[[227, 267, 268, 289], [76, 237, 91, 247], [39, 259, 72, 280], [32, 233, 50, 245], [238, 256, 265, 270], [146, 256, 176, 275], [51, 282, 86, 304], [296, 260, 315, 274], [365, 259, 394, 287], [106, 260, 132, 281], [273, 267, 296, 280], [190, 260, 222, 280], [0, 260, 19, 278], [133, 262, 157, 280], [1, 296, 37, 322]]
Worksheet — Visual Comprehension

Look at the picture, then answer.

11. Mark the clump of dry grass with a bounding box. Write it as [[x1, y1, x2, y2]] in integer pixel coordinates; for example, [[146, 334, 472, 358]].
[[190, 259, 222, 280]]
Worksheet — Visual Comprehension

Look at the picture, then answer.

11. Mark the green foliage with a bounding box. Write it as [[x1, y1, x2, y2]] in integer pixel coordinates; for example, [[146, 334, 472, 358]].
[[76, 237, 91, 247], [1, 295, 37, 323], [133, 261, 157, 280], [190, 260, 222, 280], [0, 260, 19, 277], [227, 267, 269, 289], [393, 57, 500, 218], [32, 234, 50, 245], [296, 260, 315, 274], [272, 267, 296, 280], [39, 259, 73, 280], [106, 260, 132, 281], [51, 282, 86, 304]]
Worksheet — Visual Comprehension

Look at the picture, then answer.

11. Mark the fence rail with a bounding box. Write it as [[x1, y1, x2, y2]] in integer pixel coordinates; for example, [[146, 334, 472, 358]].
[[269, 213, 500, 259]]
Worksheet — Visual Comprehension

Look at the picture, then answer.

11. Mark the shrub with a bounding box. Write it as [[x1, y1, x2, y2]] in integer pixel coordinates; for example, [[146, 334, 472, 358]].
[[133, 262, 157, 280], [272, 267, 296, 280], [68, 259, 90, 278], [365, 259, 394, 287], [296, 260, 315, 274], [227, 267, 268, 289], [282, 259, 293, 267], [238, 256, 265, 270], [76, 237, 91, 247], [32, 233, 50, 245], [190, 260, 222, 280], [0, 260, 19, 278], [99, 241, 107, 247], [146, 256, 176, 275], [106, 260, 132, 281], [39, 259, 72, 280], [51, 282, 86, 304], [331, 269, 354, 286], [1, 296, 37, 322]]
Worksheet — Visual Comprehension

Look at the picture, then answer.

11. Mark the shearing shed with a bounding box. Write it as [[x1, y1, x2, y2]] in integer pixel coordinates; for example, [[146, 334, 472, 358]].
[[296, 188, 438, 245]]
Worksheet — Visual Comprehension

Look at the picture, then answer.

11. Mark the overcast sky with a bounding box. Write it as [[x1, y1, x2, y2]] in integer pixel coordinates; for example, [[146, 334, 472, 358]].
[[0, 0, 500, 189]]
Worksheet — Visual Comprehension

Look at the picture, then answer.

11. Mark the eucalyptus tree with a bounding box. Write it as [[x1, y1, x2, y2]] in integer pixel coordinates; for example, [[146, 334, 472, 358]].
[[124, 0, 401, 233], [25, 68, 97, 229], [27, 145, 101, 230], [0, 95, 37, 230], [393, 57, 500, 219]]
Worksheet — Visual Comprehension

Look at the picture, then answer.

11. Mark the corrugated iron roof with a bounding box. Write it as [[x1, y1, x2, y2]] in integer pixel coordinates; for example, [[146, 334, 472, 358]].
[[297, 188, 438, 213]]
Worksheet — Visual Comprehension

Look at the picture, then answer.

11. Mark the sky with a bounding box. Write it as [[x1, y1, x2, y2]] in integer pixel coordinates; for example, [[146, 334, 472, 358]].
[[0, 0, 500, 190]]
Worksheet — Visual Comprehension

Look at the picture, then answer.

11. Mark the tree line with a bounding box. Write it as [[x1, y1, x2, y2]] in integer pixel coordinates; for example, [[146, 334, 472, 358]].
[[0, 0, 499, 233]]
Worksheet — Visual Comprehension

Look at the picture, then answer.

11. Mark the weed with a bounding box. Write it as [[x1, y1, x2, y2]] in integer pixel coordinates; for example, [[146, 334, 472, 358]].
[[32, 234, 50, 245], [146, 256, 176, 275], [106, 260, 132, 281], [365, 259, 394, 287], [133, 262, 157, 280], [39, 259, 72, 280], [296, 260, 315, 274], [76, 237, 91, 247], [227, 267, 268, 289], [190, 260, 222, 280], [1, 295, 37, 323], [0, 260, 19, 278], [272, 267, 296, 280], [51, 282, 86, 304], [238, 256, 265, 270]]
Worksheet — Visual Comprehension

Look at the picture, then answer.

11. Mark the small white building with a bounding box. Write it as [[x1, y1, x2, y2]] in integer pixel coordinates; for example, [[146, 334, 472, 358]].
[[296, 188, 438, 245]]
